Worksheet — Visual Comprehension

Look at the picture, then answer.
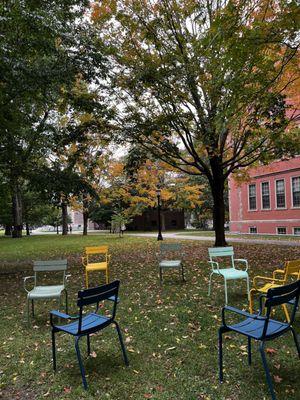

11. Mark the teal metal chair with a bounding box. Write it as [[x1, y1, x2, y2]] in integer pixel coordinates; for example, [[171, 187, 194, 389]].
[[24, 259, 69, 324], [208, 247, 249, 304], [218, 280, 300, 400], [158, 243, 185, 283]]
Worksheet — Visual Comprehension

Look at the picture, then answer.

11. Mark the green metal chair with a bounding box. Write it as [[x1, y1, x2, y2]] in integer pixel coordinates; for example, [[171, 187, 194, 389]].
[[208, 246, 250, 304], [158, 243, 185, 283], [24, 259, 69, 324]]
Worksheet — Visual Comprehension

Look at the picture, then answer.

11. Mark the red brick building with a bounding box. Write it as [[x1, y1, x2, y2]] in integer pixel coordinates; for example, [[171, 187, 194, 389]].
[[229, 156, 300, 235]]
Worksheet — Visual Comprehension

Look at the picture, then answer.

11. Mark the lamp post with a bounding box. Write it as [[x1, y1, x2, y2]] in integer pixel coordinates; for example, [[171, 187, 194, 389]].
[[156, 188, 163, 241]]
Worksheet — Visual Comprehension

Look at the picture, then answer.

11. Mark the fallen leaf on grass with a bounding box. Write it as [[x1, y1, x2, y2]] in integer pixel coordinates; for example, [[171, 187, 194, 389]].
[[274, 375, 282, 383], [266, 348, 277, 355]]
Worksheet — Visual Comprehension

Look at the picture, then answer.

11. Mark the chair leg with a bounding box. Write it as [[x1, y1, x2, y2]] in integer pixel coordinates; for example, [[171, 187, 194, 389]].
[[159, 268, 163, 284], [181, 265, 185, 282], [85, 271, 89, 288], [52, 330, 56, 371], [113, 321, 129, 366], [75, 336, 88, 390], [290, 327, 300, 358], [27, 299, 30, 325], [218, 327, 225, 382], [282, 304, 290, 323], [208, 272, 213, 296], [249, 289, 256, 314], [106, 268, 109, 284], [259, 342, 276, 400], [224, 279, 228, 305], [247, 337, 252, 365], [246, 276, 250, 301], [87, 334, 91, 356], [65, 290, 68, 314], [31, 300, 34, 317]]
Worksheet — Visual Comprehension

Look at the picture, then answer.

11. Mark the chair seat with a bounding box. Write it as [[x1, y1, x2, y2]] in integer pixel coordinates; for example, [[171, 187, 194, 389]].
[[86, 262, 108, 271], [213, 268, 248, 280], [28, 285, 65, 299], [55, 313, 110, 335], [228, 317, 289, 339], [159, 260, 181, 268]]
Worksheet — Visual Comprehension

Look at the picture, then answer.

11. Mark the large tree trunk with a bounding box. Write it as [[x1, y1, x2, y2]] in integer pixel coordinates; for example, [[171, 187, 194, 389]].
[[210, 158, 227, 247], [61, 202, 68, 235], [4, 225, 12, 236], [11, 182, 23, 238]]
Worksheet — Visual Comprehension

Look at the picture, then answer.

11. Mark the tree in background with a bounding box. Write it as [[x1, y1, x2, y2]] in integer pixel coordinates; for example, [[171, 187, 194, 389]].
[[0, 1, 104, 237], [95, 0, 300, 245]]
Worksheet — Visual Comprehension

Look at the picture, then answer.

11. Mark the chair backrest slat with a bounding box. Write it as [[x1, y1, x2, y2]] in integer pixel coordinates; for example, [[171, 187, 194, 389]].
[[33, 259, 67, 272], [85, 246, 108, 255], [160, 243, 181, 253], [208, 247, 234, 258]]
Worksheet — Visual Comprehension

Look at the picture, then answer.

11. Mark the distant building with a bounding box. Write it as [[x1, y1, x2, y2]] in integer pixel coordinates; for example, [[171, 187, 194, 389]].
[[229, 157, 300, 235], [69, 210, 96, 231], [127, 209, 185, 231]]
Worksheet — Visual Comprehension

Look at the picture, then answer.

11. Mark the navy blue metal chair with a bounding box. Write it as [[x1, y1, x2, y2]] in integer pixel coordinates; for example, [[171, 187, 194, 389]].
[[218, 280, 300, 400], [50, 280, 129, 390]]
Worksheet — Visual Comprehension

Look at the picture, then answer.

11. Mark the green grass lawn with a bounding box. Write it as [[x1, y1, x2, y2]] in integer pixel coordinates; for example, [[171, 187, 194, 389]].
[[0, 234, 300, 400]]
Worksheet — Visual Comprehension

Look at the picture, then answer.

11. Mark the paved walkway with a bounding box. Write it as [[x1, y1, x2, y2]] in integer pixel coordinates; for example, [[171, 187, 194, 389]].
[[127, 232, 300, 247]]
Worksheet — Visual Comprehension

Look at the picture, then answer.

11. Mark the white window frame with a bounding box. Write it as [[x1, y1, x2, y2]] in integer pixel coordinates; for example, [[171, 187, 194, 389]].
[[261, 181, 271, 210], [249, 226, 257, 234], [248, 184, 257, 211], [293, 227, 300, 236], [277, 227, 287, 235], [291, 176, 300, 208], [275, 178, 286, 209]]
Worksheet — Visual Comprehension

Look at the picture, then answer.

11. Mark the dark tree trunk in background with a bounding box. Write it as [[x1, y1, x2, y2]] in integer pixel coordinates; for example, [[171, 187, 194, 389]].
[[4, 225, 12, 236], [210, 157, 227, 247], [83, 197, 89, 236], [61, 202, 68, 235], [11, 182, 23, 238], [56, 225, 59, 234], [26, 223, 30, 236], [83, 211, 88, 235]]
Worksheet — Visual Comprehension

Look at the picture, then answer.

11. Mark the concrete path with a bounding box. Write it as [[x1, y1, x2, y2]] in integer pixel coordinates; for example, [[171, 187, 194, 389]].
[[127, 232, 300, 247]]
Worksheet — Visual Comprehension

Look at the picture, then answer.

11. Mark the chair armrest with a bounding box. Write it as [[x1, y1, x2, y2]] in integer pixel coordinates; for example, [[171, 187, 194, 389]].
[[253, 275, 284, 289], [65, 274, 71, 284], [234, 259, 248, 271], [50, 310, 78, 326], [208, 260, 219, 271], [221, 305, 262, 326], [272, 269, 285, 279], [107, 295, 119, 303], [23, 276, 35, 293], [82, 256, 87, 266]]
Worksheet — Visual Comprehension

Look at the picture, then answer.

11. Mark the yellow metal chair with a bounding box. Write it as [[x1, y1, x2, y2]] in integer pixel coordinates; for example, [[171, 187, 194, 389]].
[[82, 246, 110, 287], [249, 260, 300, 322]]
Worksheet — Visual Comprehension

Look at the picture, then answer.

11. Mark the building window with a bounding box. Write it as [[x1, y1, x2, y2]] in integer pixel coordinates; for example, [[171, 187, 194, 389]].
[[292, 177, 300, 207], [277, 227, 287, 235], [294, 227, 300, 236], [275, 179, 285, 208], [261, 182, 270, 209], [248, 184, 256, 210], [249, 227, 257, 234]]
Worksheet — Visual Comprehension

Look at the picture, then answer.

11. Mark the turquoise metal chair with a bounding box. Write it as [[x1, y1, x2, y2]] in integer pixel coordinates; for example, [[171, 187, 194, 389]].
[[158, 243, 185, 283], [208, 247, 250, 304], [218, 280, 300, 400], [24, 259, 69, 324], [50, 280, 129, 389]]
